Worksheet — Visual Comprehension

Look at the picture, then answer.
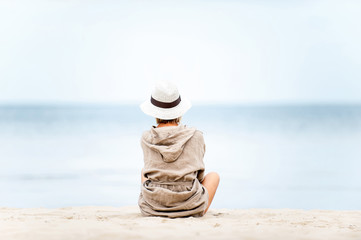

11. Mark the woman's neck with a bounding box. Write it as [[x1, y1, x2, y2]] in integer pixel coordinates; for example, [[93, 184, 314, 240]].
[[157, 123, 178, 128]]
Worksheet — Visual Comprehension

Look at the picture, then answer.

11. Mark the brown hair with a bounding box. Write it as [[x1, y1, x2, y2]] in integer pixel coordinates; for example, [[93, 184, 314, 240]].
[[156, 117, 182, 124]]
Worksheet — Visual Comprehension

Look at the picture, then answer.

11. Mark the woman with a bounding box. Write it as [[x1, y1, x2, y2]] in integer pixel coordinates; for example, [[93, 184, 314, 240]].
[[138, 80, 220, 218]]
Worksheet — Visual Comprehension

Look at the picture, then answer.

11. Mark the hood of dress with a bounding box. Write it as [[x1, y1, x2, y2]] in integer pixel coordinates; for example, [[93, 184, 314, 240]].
[[142, 125, 196, 163]]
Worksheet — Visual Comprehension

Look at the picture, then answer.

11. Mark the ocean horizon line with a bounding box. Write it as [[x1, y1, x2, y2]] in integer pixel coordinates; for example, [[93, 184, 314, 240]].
[[1, 101, 361, 108]]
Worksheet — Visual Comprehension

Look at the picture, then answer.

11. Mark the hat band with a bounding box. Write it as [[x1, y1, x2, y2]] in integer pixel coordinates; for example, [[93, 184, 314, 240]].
[[151, 96, 181, 109]]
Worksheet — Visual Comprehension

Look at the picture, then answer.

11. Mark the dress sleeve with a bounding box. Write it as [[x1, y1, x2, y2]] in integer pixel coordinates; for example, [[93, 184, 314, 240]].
[[196, 131, 206, 182]]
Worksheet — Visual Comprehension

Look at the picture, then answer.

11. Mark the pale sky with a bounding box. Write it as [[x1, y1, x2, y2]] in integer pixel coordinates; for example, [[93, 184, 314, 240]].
[[0, 0, 360, 104]]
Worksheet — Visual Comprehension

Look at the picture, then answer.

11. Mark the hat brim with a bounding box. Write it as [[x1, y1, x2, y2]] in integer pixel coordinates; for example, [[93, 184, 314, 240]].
[[140, 97, 192, 120]]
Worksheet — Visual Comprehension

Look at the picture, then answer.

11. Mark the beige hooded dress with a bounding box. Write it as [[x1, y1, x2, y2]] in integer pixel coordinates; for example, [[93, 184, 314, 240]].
[[138, 125, 209, 218]]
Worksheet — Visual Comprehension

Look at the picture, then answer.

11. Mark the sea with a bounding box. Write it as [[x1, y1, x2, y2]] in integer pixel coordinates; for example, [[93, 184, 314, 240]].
[[0, 104, 360, 210]]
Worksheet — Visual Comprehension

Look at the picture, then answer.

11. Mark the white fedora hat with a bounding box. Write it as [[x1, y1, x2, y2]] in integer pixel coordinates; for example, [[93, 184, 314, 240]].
[[140, 81, 192, 120]]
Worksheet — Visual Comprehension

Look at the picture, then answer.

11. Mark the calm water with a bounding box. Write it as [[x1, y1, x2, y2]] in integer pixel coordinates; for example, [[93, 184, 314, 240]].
[[0, 104, 360, 210]]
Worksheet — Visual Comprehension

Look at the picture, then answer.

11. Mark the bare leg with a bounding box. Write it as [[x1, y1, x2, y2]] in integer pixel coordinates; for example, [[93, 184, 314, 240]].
[[141, 168, 147, 184], [201, 172, 220, 214]]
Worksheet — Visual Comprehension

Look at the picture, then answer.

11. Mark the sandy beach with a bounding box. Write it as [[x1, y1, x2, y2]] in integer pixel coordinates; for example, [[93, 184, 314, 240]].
[[0, 206, 360, 240]]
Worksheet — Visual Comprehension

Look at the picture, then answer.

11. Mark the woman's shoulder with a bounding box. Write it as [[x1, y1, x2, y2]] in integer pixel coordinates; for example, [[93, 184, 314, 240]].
[[141, 129, 150, 139], [194, 129, 204, 137], [185, 126, 204, 142], [141, 125, 157, 137], [182, 124, 201, 133]]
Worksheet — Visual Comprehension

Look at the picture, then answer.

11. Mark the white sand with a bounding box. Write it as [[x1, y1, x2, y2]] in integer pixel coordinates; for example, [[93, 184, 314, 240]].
[[0, 206, 360, 240]]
